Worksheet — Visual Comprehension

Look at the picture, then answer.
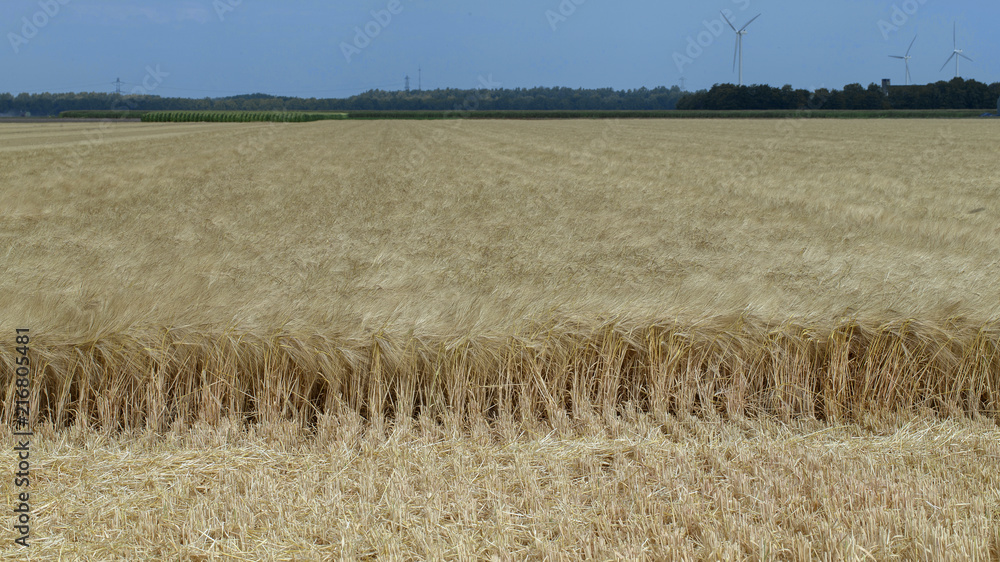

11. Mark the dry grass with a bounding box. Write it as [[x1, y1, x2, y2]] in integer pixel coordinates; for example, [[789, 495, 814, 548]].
[[1, 413, 998, 560], [1, 119, 999, 557]]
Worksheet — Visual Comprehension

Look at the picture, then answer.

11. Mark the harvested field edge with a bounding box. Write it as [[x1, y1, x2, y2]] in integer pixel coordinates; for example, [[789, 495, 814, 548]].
[[3, 316, 999, 431]]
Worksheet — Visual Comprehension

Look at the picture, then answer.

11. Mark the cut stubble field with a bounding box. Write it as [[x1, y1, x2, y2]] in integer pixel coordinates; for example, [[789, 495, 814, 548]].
[[1, 119, 998, 559]]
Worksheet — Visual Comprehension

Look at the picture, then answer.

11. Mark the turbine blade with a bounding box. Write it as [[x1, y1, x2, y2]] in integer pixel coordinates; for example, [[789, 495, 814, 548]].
[[739, 14, 761, 32], [906, 35, 917, 56], [953, 22, 956, 49], [733, 37, 739, 72], [940, 53, 956, 72], [959, 53, 973, 62], [889, 55, 905, 59], [721, 11, 737, 32]]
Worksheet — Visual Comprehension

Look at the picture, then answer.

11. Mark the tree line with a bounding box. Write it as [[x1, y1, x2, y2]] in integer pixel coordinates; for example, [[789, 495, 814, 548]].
[[2, 79, 997, 116], [677, 78, 1000, 111], [0, 86, 685, 116]]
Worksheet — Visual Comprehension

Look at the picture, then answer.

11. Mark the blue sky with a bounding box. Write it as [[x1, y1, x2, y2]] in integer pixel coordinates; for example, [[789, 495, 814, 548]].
[[2, 0, 997, 97]]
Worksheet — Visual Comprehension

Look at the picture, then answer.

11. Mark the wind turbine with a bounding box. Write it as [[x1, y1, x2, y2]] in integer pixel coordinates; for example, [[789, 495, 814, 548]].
[[940, 22, 972, 78], [722, 12, 761, 87], [889, 35, 917, 86]]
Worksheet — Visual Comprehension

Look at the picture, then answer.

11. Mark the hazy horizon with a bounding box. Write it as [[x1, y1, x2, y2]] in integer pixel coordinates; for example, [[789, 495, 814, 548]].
[[3, 0, 997, 98]]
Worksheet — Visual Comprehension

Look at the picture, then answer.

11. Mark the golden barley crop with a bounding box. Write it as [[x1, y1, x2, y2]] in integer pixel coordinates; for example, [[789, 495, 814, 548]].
[[2, 119, 998, 429], [1, 119, 999, 558]]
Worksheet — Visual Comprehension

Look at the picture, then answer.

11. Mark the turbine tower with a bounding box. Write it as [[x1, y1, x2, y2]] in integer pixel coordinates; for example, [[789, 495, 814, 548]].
[[889, 35, 917, 86], [940, 22, 972, 78], [722, 12, 761, 87]]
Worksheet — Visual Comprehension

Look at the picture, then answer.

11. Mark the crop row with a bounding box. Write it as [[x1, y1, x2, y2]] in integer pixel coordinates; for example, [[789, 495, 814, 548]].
[[139, 111, 348, 123], [2, 318, 998, 431]]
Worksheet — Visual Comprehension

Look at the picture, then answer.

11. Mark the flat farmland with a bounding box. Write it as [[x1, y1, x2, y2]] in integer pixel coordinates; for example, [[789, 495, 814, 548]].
[[3, 120, 999, 331], [1, 119, 999, 559]]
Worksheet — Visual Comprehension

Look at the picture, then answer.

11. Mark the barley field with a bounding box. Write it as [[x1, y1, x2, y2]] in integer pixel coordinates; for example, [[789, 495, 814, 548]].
[[1, 119, 999, 559]]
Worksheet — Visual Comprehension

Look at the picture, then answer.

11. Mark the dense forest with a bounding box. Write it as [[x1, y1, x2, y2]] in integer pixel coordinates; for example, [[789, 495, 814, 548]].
[[1, 79, 997, 116]]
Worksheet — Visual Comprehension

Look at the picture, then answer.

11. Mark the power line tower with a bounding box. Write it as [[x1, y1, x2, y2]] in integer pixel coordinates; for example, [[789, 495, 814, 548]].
[[114, 77, 123, 95], [405, 75, 410, 92]]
